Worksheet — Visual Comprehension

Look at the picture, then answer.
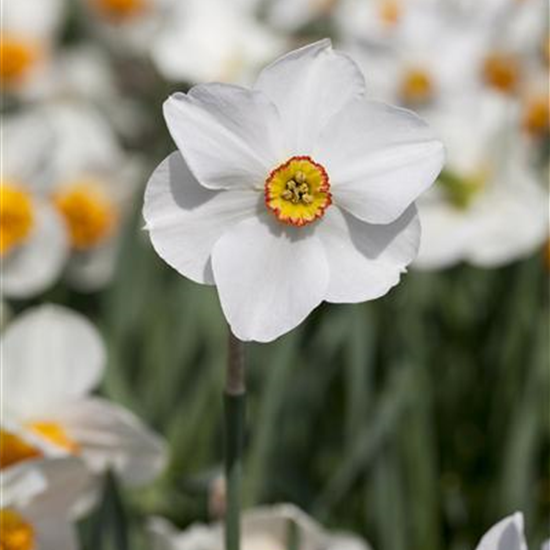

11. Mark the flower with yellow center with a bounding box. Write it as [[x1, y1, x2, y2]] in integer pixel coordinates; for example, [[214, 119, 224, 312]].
[[0, 35, 39, 90], [1, 457, 91, 550], [483, 53, 521, 93], [54, 183, 117, 250], [0, 184, 35, 256], [522, 94, 549, 137], [399, 68, 434, 105], [1, 305, 167, 486], [144, 39, 444, 342], [379, 0, 401, 26], [91, 0, 149, 22]]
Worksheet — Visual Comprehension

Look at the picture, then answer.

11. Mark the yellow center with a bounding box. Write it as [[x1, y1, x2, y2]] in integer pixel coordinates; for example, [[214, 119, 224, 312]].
[[0, 35, 39, 89], [265, 156, 332, 227], [0, 509, 35, 550], [91, 0, 149, 21], [27, 422, 80, 454], [438, 169, 488, 210], [522, 95, 549, 137], [379, 0, 401, 26], [0, 183, 35, 257], [400, 68, 434, 104], [0, 430, 41, 470], [54, 182, 117, 250], [483, 53, 520, 93]]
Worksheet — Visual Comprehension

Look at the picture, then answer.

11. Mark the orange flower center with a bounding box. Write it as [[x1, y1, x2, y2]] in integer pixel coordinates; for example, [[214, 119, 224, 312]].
[[379, 0, 401, 26], [0, 509, 35, 550], [483, 53, 520, 93], [400, 68, 434, 104], [0, 183, 35, 257], [91, 0, 149, 22], [0, 35, 39, 89], [26, 422, 80, 454], [522, 95, 549, 137], [54, 182, 117, 250], [265, 156, 332, 227], [0, 430, 41, 470]]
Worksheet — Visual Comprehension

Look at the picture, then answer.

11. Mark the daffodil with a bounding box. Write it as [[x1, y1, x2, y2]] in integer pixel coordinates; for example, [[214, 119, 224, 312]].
[[1, 113, 69, 299], [149, 503, 371, 550], [474, 512, 527, 550], [414, 92, 547, 269], [1, 305, 166, 486], [144, 39, 444, 342], [150, 0, 284, 85], [1, 456, 90, 550], [1, 0, 65, 96]]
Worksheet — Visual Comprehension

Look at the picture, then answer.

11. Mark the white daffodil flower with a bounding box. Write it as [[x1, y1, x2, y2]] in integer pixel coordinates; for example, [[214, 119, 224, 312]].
[[1, 112, 69, 299], [474, 512, 527, 550], [149, 503, 371, 550], [39, 101, 141, 291], [0, 305, 167, 486], [151, 0, 284, 85], [414, 92, 547, 269], [1, 0, 65, 96], [1, 456, 90, 550], [144, 39, 444, 342]]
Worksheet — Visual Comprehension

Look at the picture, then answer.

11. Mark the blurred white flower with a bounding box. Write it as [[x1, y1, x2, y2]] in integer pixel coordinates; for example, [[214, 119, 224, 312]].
[[414, 92, 547, 269], [264, 0, 339, 33], [148, 503, 371, 550], [474, 512, 527, 550], [1, 456, 90, 550], [0, 0, 65, 95], [1, 112, 69, 299], [144, 39, 444, 342], [151, 0, 285, 85], [0, 305, 166, 486]]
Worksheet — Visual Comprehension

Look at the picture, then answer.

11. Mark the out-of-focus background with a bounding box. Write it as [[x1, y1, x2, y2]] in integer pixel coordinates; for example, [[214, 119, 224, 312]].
[[1, 0, 549, 549]]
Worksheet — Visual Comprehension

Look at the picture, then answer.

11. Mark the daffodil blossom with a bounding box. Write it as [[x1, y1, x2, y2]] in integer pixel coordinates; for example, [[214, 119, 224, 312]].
[[0, 456, 90, 550], [414, 92, 547, 269], [1, 112, 69, 299], [149, 503, 371, 550], [144, 39, 444, 342], [1, 305, 166, 486], [474, 512, 527, 550]]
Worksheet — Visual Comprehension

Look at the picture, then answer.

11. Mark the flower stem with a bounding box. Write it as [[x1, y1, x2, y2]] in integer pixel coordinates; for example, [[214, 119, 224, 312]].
[[224, 330, 245, 550]]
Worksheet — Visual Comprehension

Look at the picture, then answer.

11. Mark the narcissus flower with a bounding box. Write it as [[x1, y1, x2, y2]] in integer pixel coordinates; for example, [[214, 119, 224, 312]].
[[474, 512, 527, 550], [1, 457, 90, 550], [1, 305, 166, 486], [144, 40, 444, 342], [149, 503, 371, 550]]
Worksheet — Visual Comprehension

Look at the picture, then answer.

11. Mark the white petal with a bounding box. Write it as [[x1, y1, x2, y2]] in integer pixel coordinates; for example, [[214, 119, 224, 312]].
[[317, 206, 420, 303], [1, 201, 69, 299], [211, 215, 329, 342], [3, 0, 65, 40], [475, 512, 527, 550], [144, 152, 260, 284], [34, 520, 79, 550], [542, 540, 550, 550], [254, 39, 366, 153], [1, 305, 105, 419], [58, 398, 167, 486], [163, 84, 283, 190], [315, 99, 444, 224], [328, 534, 371, 550], [148, 517, 219, 550]]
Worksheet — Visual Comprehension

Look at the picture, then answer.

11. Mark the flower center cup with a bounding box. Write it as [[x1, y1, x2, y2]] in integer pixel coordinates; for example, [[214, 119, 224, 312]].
[[483, 53, 520, 93], [400, 68, 434, 105], [0, 430, 42, 470], [264, 156, 332, 227], [0, 509, 35, 550], [27, 422, 80, 454], [91, 0, 149, 22], [54, 182, 117, 250], [522, 95, 549, 137], [379, 0, 401, 26], [0, 35, 39, 89], [0, 183, 35, 257]]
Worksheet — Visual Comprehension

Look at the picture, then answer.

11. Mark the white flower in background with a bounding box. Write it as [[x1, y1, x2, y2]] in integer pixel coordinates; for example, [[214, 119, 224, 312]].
[[264, 0, 339, 33], [414, 92, 547, 270], [0, 0, 65, 95], [0, 305, 166, 486], [151, 0, 284, 85], [144, 39, 444, 342], [1, 113, 69, 299], [474, 512, 527, 550], [149, 503, 371, 550], [41, 101, 141, 291], [1, 457, 90, 550], [339, 5, 488, 108]]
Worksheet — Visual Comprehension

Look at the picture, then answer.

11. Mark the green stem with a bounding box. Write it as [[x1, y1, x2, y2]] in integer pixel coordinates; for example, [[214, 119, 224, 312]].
[[224, 330, 245, 550]]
